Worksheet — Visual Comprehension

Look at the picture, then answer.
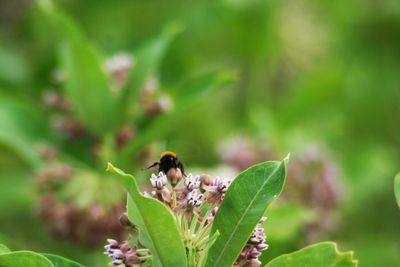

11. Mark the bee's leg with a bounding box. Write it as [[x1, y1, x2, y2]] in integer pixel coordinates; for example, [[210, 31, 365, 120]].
[[146, 162, 159, 170]]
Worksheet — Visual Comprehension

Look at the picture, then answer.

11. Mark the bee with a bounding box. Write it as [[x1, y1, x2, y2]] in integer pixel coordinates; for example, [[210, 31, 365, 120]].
[[147, 151, 185, 186]]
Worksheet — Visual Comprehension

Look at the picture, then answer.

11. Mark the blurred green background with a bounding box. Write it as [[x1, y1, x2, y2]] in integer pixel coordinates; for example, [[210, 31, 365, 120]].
[[0, 0, 399, 266]]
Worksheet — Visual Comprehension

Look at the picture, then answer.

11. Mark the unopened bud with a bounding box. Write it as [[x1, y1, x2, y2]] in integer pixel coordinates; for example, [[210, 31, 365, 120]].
[[119, 213, 135, 229], [245, 258, 261, 267], [135, 249, 149, 257], [200, 174, 212, 186], [249, 248, 261, 259], [125, 254, 142, 265], [257, 243, 268, 251], [167, 168, 183, 187]]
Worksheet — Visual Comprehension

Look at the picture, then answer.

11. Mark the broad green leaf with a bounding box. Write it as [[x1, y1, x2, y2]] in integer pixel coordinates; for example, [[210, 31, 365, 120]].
[[0, 251, 54, 267], [121, 71, 235, 158], [395, 173, 400, 208], [0, 95, 46, 168], [42, 254, 85, 267], [0, 244, 10, 254], [106, 163, 187, 267], [206, 159, 287, 267], [38, 0, 118, 134], [265, 242, 358, 267], [60, 40, 117, 135], [123, 23, 182, 107]]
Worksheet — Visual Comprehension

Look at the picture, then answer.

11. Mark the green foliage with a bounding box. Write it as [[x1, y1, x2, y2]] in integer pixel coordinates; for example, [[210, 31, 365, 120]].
[[106, 163, 187, 267], [395, 173, 400, 208], [0, 0, 397, 266], [38, 1, 118, 134], [37, 0, 232, 160], [265, 242, 357, 267], [206, 159, 287, 267], [0, 248, 85, 267]]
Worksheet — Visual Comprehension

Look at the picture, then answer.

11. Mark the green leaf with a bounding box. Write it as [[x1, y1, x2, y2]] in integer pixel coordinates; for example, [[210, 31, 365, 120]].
[[42, 254, 85, 267], [265, 242, 358, 267], [123, 23, 182, 106], [60, 40, 117, 134], [206, 159, 287, 267], [121, 71, 235, 158], [0, 95, 46, 168], [395, 173, 400, 208], [0, 244, 10, 254], [0, 251, 54, 267], [38, 0, 118, 134], [106, 163, 187, 267]]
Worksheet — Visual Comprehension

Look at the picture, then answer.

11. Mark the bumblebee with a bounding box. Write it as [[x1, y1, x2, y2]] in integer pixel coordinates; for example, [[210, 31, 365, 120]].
[[147, 151, 185, 186]]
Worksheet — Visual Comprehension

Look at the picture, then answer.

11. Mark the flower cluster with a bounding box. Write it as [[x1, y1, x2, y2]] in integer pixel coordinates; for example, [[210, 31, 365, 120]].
[[203, 176, 232, 205], [149, 172, 171, 203], [104, 163, 270, 266], [139, 77, 173, 117], [104, 238, 149, 266], [235, 217, 269, 267], [35, 144, 126, 247], [285, 147, 342, 242], [104, 53, 133, 90], [219, 135, 343, 243]]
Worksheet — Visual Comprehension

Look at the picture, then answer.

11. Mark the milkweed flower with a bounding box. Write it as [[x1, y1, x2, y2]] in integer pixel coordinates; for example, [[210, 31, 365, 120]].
[[104, 160, 274, 267], [203, 176, 232, 205], [177, 190, 204, 219], [235, 217, 268, 267], [104, 53, 134, 90], [183, 173, 201, 192], [104, 239, 143, 266], [149, 172, 171, 204], [150, 172, 168, 190]]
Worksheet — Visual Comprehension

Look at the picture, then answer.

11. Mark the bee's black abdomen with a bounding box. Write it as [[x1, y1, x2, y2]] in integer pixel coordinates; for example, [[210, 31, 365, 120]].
[[158, 155, 178, 173]]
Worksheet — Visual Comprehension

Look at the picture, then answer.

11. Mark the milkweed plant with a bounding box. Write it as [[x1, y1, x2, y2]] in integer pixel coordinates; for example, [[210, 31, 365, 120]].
[[0, 156, 358, 267], [0, 1, 360, 267]]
